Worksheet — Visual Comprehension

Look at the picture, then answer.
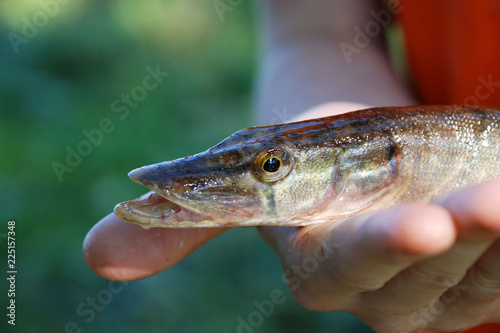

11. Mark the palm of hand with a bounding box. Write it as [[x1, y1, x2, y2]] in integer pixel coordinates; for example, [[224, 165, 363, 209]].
[[84, 181, 500, 333]]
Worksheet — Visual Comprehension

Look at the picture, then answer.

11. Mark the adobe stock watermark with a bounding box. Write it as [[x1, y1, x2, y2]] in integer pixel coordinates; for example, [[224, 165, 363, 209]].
[[268, 106, 292, 125], [213, 0, 244, 22], [57, 281, 128, 333], [463, 74, 500, 107], [51, 65, 169, 182], [228, 239, 339, 333], [7, 0, 73, 54], [339, 0, 405, 64], [407, 278, 467, 331]]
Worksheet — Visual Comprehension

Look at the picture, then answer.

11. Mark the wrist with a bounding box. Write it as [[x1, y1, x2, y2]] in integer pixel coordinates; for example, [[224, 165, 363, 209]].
[[260, 0, 383, 46]]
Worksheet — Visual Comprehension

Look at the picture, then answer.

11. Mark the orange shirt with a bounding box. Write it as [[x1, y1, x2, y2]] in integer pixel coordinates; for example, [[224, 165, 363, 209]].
[[399, 0, 500, 107], [398, 1, 500, 332]]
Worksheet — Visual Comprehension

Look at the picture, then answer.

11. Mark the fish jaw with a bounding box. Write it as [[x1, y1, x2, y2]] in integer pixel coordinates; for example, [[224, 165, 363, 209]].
[[114, 192, 238, 228], [113, 191, 327, 228]]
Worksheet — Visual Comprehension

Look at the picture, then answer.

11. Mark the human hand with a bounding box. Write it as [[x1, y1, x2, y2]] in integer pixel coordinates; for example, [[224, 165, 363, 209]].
[[258, 180, 500, 333], [83, 181, 500, 333]]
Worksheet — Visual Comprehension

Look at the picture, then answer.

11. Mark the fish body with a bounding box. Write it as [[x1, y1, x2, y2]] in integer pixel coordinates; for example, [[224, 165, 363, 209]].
[[114, 105, 500, 228]]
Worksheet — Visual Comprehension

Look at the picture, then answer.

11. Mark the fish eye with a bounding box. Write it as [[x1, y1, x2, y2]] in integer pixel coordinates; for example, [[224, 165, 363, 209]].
[[253, 148, 292, 183], [263, 157, 281, 173]]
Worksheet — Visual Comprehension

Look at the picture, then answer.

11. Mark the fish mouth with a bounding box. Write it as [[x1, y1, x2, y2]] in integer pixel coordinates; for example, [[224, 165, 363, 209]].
[[114, 192, 233, 228], [114, 165, 220, 228], [114, 188, 262, 228], [114, 162, 263, 228]]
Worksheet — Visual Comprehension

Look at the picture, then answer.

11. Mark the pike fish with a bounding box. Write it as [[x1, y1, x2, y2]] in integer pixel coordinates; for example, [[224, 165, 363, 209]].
[[114, 105, 500, 228]]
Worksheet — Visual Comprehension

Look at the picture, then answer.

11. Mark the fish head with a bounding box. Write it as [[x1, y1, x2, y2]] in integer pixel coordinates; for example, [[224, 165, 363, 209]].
[[115, 119, 403, 228], [114, 122, 342, 227]]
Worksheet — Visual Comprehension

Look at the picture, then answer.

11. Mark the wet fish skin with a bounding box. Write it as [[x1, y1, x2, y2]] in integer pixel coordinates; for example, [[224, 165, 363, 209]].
[[114, 105, 500, 228]]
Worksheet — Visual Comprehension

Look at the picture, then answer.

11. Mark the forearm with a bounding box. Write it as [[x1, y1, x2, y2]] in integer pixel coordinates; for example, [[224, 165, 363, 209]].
[[255, 0, 416, 124]]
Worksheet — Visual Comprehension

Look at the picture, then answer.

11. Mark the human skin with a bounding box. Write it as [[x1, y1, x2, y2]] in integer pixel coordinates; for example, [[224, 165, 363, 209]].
[[83, 1, 500, 332]]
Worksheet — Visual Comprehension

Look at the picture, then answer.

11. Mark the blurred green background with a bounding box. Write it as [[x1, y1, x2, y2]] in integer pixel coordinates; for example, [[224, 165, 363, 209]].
[[0, 0, 374, 332]]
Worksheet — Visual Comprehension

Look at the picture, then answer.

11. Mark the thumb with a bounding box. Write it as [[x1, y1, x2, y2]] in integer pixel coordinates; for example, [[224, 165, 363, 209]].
[[83, 213, 227, 281]]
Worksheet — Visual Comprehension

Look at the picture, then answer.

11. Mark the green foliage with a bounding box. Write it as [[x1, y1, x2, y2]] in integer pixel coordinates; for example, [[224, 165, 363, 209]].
[[0, 1, 373, 332]]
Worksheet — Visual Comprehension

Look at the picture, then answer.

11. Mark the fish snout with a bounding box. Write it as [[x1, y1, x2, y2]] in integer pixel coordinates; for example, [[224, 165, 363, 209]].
[[128, 162, 217, 198], [127, 164, 168, 194]]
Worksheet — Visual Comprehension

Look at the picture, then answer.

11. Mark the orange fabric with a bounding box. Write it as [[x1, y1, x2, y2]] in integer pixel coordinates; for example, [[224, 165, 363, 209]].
[[396, 2, 500, 332], [398, 0, 500, 107]]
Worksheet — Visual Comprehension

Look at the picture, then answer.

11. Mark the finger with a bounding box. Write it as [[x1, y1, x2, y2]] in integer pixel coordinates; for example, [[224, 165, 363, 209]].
[[436, 179, 500, 240], [260, 203, 455, 311], [258, 225, 300, 254], [83, 213, 227, 281], [428, 240, 500, 331], [364, 181, 500, 314]]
